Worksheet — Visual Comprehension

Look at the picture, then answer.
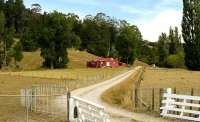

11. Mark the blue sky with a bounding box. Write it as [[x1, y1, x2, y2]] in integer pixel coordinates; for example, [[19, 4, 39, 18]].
[[24, 0, 183, 42]]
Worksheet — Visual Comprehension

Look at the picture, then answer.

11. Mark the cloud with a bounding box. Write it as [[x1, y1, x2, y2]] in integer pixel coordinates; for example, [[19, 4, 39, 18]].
[[120, 5, 152, 15], [58, 0, 106, 7], [136, 9, 182, 42], [156, 0, 182, 9]]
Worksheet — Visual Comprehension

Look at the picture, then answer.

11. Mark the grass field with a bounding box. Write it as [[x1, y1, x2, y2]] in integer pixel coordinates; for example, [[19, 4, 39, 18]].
[[101, 66, 200, 122], [0, 49, 128, 95], [141, 67, 200, 96], [16, 49, 99, 70]]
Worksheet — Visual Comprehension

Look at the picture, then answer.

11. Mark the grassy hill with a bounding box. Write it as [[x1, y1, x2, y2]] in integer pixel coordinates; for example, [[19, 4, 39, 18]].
[[17, 49, 99, 70]]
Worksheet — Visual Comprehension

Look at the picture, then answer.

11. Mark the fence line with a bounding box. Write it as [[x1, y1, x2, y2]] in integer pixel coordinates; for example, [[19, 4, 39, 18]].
[[1, 70, 125, 92], [132, 88, 165, 112], [0, 70, 123, 80], [0, 69, 126, 121], [132, 87, 199, 114], [0, 95, 68, 122], [134, 67, 144, 89]]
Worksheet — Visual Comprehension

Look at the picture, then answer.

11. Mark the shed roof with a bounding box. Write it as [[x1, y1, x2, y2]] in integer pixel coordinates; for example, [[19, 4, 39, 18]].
[[93, 58, 116, 62]]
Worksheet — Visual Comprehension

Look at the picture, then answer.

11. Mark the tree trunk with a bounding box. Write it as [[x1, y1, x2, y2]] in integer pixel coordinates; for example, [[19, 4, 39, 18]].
[[51, 59, 54, 69]]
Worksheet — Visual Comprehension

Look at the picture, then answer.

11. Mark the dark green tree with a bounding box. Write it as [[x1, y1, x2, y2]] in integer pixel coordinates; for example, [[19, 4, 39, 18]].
[[0, 11, 5, 67], [14, 0, 25, 33], [0, 0, 4, 12], [37, 11, 72, 69], [167, 26, 185, 68], [0, 11, 15, 66], [168, 26, 182, 55], [12, 41, 23, 66], [182, 0, 200, 70], [31, 3, 42, 13], [66, 13, 82, 50], [157, 32, 169, 67], [115, 26, 139, 65], [20, 28, 38, 51]]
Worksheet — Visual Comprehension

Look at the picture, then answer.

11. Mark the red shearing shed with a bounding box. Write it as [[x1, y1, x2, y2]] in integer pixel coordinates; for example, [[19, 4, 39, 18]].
[[86, 58, 126, 68]]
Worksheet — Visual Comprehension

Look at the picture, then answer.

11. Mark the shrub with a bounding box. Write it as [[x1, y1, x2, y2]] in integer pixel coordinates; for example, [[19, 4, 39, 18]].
[[165, 54, 185, 68]]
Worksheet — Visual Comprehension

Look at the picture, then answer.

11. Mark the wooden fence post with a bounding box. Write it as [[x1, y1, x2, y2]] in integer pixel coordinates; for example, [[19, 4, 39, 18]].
[[174, 87, 176, 94], [159, 88, 164, 114], [134, 88, 138, 107], [152, 88, 154, 111], [132, 89, 134, 106], [189, 88, 194, 117], [67, 92, 71, 122]]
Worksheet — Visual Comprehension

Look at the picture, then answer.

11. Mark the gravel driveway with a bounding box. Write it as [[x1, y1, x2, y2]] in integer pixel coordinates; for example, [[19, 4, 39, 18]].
[[71, 66, 169, 122]]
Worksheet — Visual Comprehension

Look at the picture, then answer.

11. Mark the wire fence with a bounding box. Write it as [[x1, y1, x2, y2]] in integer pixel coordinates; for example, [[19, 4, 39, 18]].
[[0, 68, 128, 121], [0, 95, 68, 122], [132, 88, 164, 113], [0, 70, 123, 81]]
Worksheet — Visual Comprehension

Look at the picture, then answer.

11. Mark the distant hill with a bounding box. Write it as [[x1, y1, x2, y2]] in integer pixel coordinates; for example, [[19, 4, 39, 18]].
[[16, 49, 147, 70], [18, 49, 99, 70]]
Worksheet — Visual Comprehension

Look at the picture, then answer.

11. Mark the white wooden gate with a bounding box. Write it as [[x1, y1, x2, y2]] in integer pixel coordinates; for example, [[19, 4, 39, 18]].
[[69, 96, 110, 122], [160, 88, 200, 121]]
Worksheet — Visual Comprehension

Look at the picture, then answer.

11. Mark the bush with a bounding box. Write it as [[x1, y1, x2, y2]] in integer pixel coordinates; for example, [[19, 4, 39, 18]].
[[165, 54, 185, 68]]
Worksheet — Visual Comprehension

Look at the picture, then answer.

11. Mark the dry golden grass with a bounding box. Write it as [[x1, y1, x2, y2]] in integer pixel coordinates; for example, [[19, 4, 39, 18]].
[[101, 60, 148, 110], [17, 50, 43, 70], [141, 67, 200, 96], [17, 49, 99, 70], [67, 49, 99, 69], [133, 59, 149, 67], [0, 74, 68, 94], [0, 68, 127, 95], [101, 65, 199, 121], [0, 68, 126, 79], [0, 48, 128, 95], [101, 67, 142, 110]]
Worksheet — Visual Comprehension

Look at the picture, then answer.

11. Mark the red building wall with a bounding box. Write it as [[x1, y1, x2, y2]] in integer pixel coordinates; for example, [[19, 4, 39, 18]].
[[87, 58, 120, 68]]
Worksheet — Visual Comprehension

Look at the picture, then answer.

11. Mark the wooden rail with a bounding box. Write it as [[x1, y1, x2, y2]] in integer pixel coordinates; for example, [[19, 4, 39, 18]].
[[160, 88, 200, 121], [69, 95, 110, 122]]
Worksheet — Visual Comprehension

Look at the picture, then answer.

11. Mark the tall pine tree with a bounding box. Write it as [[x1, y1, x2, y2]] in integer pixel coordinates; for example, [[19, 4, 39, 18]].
[[182, 0, 200, 70]]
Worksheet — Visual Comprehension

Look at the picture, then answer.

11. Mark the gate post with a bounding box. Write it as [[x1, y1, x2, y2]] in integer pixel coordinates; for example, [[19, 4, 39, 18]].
[[152, 88, 154, 110], [67, 92, 75, 122]]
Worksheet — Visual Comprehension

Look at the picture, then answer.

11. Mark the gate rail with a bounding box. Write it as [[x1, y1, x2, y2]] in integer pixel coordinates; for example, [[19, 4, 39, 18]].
[[68, 95, 110, 122]]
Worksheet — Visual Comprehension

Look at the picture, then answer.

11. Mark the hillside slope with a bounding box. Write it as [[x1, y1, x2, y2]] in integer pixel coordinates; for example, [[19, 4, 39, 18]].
[[18, 49, 99, 70]]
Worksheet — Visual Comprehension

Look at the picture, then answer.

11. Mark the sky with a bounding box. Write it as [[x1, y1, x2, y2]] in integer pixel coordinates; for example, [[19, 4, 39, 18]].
[[23, 0, 183, 42]]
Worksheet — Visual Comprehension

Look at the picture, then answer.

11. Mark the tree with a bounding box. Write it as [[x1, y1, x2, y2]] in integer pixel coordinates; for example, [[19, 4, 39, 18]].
[[168, 26, 182, 55], [4, 0, 16, 28], [12, 41, 23, 66], [182, 0, 200, 70], [0, 0, 4, 12], [157, 32, 169, 67], [20, 28, 38, 51], [14, 0, 25, 33], [115, 26, 139, 65], [66, 13, 82, 50], [37, 11, 72, 69], [0, 11, 15, 66], [31, 3, 42, 13], [0, 11, 5, 67], [167, 26, 185, 68]]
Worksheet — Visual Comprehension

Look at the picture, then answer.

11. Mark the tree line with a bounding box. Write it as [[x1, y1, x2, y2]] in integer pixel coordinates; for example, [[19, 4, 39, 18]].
[[0, 0, 200, 71]]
